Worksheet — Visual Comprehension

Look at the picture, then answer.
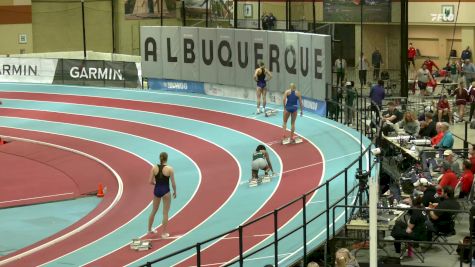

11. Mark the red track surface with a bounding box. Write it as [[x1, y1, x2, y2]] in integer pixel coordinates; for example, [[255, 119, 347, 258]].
[[0, 92, 324, 266], [0, 141, 112, 208]]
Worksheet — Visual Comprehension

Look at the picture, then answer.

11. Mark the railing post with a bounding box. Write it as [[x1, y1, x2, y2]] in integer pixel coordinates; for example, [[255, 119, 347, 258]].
[[239, 226, 244, 266], [464, 121, 468, 158], [302, 194, 307, 265], [274, 209, 279, 267], [325, 181, 330, 266], [196, 243, 201, 267], [344, 168, 348, 224]]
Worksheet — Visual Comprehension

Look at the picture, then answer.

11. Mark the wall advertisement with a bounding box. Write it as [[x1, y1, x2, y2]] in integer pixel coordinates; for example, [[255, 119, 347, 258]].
[[0, 57, 58, 84], [53, 59, 141, 88]]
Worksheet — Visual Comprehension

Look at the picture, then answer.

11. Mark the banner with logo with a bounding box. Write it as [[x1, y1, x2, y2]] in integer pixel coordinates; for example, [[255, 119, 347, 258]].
[[53, 59, 140, 88], [148, 78, 205, 94], [141, 26, 331, 101], [0, 57, 58, 84]]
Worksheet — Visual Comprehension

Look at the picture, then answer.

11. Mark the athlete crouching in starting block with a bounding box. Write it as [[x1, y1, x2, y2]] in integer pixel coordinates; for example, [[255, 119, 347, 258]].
[[282, 83, 303, 144], [250, 145, 274, 186]]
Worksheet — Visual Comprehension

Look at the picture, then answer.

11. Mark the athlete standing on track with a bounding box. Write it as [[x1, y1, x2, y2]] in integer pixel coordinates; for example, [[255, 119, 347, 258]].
[[148, 152, 177, 238], [282, 83, 303, 143], [254, 61, 272, 114], [251, 144, 274, 184]]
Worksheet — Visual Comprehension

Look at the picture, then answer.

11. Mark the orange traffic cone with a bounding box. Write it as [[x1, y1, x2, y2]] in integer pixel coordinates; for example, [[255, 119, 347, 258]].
[[97, 183, 105, 197]]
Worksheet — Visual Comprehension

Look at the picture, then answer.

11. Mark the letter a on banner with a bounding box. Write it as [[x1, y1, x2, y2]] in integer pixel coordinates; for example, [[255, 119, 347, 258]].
[[141, 26, 162, 78]]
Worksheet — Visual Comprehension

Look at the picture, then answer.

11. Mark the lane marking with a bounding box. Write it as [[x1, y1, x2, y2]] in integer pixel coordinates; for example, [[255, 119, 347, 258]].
[[0, 192, 75, 204], [187, 253, 292, 267]]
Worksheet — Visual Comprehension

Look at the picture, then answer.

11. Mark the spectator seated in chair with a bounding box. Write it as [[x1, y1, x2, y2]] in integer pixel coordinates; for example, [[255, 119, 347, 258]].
[[459, 160, 474, 198], [434, 122, 454, 149], [429, 186, 459, 236], [469, 145, 475, 174], [391, 196, 428, 254], [381, 101, 403, 135], [398, 111, 420, 136], [437, 161, 459, 196], [431, 122, 444, 146], [419, 112, 438, 138], [437, 95, 452, 124], [443, 149, 461, 176], [335, 248, 359, 267], [414, 178, 439, 207]]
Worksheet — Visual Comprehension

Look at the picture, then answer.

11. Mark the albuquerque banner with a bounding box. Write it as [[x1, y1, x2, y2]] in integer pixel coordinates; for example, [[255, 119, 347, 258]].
[[140, 26, 331, 101]]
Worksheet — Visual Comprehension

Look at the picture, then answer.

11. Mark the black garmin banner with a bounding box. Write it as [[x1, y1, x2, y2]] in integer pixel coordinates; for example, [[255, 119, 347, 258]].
[[140, 26, 331, 100], [53, 59, 141, 88]]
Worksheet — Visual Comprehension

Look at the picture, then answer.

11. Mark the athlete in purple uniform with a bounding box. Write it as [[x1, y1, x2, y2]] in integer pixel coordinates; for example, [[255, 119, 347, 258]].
[[254, 61, 272, 114], [148, 152, 177, 238], [282, 83, 303, 142]]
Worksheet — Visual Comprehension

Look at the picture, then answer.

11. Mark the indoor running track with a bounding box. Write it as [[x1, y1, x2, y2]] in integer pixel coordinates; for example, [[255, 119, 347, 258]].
[[0, 83, 371, 267]]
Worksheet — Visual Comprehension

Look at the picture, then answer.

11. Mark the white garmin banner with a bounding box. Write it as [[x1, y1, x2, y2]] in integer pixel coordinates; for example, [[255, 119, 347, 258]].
[[0, 57, 58, 84], [141, 26, 331, 100]]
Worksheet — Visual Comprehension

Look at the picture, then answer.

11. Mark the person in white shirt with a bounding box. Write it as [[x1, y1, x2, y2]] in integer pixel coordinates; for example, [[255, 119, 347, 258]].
[[356, 53, 370, 88], [335, 57, 347, 86]]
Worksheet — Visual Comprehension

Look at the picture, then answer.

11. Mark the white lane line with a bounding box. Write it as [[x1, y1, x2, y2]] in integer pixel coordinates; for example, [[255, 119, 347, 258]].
[[187, 253, 292, 267], [0, 192, 75, 205], [221, 234, 272, 240]]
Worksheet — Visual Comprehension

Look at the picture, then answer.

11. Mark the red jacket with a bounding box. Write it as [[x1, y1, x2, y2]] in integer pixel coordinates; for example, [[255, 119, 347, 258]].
[[431, 132, 444, 146], [460, 170, 474, 194], [423, 60, 439, 73], [408, 47, 416, 59], [438, 170, 459, 195]]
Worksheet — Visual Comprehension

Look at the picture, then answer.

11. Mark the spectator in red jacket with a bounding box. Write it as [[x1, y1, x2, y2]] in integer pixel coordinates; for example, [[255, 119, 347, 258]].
[[451, 81, 469, 122], [408, 43, 417, 69], [431, 122, 444, 146], [470, 145, 475, 174], [459, 160, 474, 198], [437, 161, 459, 195], [437, 95, 452, 124], [423, 57, 439, 74]]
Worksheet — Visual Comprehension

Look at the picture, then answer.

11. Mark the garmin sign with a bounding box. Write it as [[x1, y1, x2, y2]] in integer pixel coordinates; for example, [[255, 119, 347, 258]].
[[69, 67, 123, 81], [140, 26, 331, 100]]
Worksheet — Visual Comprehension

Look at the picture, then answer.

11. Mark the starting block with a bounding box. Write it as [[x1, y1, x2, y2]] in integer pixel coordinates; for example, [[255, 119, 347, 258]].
[[264, 109, 278, 117], [130, 239, 152, 251], [282, 137, 303, 145], [249, 174, 273, 187]]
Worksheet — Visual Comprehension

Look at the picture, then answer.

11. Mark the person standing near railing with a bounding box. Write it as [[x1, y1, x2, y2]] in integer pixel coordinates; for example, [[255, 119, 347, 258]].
[[369, 79, 385, 122], [345, 81, 357, 126], [335, 57, 347, 87], [408, 43, 417, 70], [451, 81, 469, 122], [371, 48, 383, 81], [356, 53, 369, 88]]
